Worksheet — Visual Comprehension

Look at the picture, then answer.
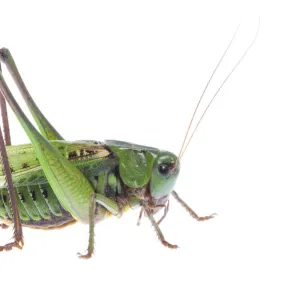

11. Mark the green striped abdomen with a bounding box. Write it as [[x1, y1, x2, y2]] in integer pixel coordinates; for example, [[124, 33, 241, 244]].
[[0, 162, 124, 228], [0, 183, 74, 228]]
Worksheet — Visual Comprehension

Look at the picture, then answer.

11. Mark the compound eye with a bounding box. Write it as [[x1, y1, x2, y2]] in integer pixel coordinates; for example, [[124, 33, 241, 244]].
[[158, 163, 170, 176]]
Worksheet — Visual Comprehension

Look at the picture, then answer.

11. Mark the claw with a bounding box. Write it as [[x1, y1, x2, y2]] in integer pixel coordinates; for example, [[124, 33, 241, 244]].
[[196, 213, 217, 222], [0, 223, 9, 229], [0, 238, 24, 252], [162, 240, 179, 249], [77, 252, 93, 259]]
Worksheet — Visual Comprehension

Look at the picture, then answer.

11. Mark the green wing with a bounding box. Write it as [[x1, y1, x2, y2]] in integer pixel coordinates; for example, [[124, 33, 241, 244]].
[[0, 141, 110, 188]]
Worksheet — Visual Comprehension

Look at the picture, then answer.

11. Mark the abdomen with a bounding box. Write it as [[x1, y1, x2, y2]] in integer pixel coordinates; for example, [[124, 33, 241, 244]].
[[0, 183, 75, 229], [0, 140, 124, 228]]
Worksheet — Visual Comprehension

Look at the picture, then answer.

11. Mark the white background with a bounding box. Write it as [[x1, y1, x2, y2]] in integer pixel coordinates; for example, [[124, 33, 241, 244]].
[[0, 1, 299, 299]]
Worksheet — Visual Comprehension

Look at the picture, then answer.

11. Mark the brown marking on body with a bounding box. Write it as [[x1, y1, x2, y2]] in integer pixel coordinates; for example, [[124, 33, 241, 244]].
[[22, 162, 29, 169], [40, 188, 48, 198], [3, 195, 7, 202], [68, 151, 78, 160], [29, 190, 36, 201], [18, 193, 25, 202], [85, 150, 97, 155]]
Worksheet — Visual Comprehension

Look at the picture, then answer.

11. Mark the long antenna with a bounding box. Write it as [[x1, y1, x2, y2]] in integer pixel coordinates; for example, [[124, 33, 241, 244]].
[[177, 24, 241, 160], [179, 20, 260, 160]]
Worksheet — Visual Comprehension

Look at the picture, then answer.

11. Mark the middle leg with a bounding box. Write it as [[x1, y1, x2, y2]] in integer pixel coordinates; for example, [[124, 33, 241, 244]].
[[143, 204, 178, 249], [78, 195, 96, 259]]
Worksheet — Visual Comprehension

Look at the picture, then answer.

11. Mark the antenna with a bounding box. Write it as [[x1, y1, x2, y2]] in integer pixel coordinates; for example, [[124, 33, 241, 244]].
[[178, 20, 260, 161], [178, 24, 241, 160]]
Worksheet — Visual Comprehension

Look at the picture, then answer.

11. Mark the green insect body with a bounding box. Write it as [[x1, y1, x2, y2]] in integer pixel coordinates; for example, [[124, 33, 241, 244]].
[[0, 45, 190, 257], [0, 42, 193, 258], [0, 26, 254, 257], [0, 140, 179, 230]]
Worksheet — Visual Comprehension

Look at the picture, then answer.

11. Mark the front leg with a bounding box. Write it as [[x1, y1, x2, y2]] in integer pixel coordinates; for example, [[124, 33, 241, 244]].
[[172, 191, 216, 221], [78, 193, 122, 259]]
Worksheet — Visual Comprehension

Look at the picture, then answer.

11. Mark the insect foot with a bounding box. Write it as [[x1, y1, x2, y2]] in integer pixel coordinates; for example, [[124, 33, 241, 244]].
[[172, 191, 217, 222], [0, 223, 9, 229], [162, 240, 179, 249], [77, 252, 94, 260], [0, 238, 24, 252], [196, 213, 218, 222]]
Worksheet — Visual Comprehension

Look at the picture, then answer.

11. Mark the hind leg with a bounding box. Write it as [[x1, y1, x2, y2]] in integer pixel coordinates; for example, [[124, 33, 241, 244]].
[[0, 48, 63, 141], [0, 50, 100, 258], [0, 62, 23, 252], [0, 122, 23, 252], [0, 63, 11, 145], [0, 50, 94, 224]]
